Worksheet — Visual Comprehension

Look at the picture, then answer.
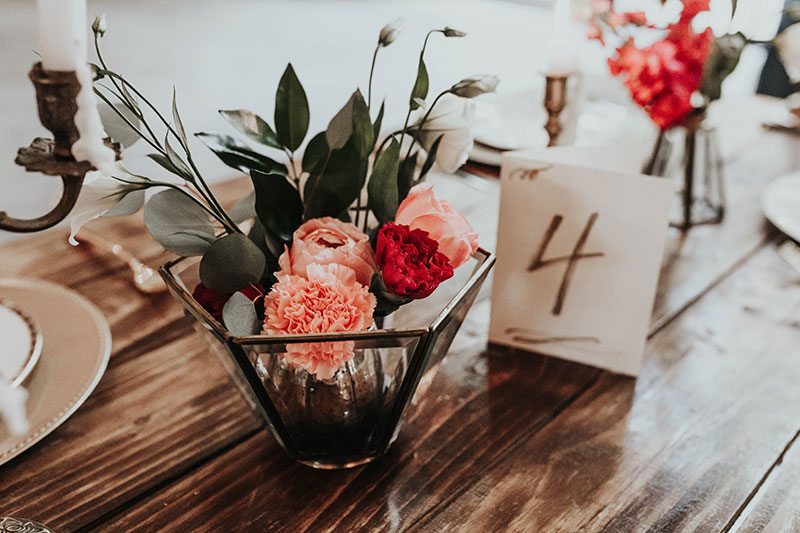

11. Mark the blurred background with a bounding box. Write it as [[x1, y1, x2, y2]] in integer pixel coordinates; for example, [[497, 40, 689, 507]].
[[0, 0, 794, 245]]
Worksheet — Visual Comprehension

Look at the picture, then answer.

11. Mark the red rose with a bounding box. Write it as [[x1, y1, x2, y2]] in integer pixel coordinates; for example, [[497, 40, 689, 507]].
[[192, 283, 265, 321], [375, 222, 454, 299]]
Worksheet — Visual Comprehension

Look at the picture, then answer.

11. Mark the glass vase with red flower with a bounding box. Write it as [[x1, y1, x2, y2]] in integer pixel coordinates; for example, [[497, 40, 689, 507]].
[[643, 107, 725, 230]]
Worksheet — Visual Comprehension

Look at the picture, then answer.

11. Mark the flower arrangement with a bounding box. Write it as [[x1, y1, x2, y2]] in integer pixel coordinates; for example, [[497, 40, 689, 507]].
[[78, 17, 497, 379], [588, 0, 745, 129]]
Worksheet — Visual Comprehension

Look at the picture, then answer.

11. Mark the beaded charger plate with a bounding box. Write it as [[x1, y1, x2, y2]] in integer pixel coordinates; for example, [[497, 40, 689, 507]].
[[0, 298, 43, 387], [0, 278, 111, 466]]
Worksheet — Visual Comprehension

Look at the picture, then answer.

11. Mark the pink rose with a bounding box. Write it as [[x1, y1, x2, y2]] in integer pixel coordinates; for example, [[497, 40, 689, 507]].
[[277, 217, 377, 287], [263, 264, 376, 379], [394, 183, 479, 268]]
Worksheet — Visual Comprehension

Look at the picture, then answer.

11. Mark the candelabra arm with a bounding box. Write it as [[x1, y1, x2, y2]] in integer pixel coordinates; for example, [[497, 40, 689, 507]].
[[0, 174, 85, 232]]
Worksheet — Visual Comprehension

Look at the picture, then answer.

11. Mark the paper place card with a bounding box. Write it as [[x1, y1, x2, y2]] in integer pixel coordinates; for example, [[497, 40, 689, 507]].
[[488, 146, 674, 376]]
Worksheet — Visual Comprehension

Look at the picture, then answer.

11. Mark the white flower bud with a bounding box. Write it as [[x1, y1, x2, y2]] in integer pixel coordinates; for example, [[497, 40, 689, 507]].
[[379, 18, 404, 47], [92, 15, 107, 37], [450, 75, 499, 98]]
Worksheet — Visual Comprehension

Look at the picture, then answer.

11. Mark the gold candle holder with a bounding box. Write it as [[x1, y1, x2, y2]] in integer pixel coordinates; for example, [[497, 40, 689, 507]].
[[0, 62, 120, 233], [543, 74, 569, 147]]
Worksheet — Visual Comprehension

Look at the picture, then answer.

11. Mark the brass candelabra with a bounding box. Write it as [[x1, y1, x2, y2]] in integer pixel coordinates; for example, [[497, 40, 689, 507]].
[[0, 62, 119, 233], [543, 74, 569, 147]]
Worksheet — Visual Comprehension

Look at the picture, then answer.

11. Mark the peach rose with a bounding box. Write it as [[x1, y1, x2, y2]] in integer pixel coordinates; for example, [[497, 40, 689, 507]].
[[277, 217, 377, 287], [263, 263, 376, 380], [394, 183, 478, 268]]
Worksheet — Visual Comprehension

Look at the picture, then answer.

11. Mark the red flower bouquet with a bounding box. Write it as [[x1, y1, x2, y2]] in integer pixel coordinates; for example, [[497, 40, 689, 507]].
[[589, 0, 745, 129]]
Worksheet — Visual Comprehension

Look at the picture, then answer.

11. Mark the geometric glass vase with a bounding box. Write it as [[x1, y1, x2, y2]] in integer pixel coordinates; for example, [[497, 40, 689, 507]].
[[159, 248, 494, 469], [643, 110, 726, 230]]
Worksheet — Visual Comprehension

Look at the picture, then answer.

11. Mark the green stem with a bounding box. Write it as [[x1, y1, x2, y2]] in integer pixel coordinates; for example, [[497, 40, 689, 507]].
[[367, 43, 380, 109], [398, 29, 441, 151], [97, 69, 239, 234], [94, 88, 164, 154], [404, 89, 449, 162]]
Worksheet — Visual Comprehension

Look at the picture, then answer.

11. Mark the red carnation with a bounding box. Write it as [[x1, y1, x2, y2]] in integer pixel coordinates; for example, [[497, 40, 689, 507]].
[[375, 222, 454, 299]]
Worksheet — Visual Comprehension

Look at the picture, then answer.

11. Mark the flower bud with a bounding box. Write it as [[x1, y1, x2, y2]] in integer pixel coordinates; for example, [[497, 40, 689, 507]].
[[443, 27, 466, 38], [92, 15, 107, 37], [379, 18, 404, 47], [449, 75, 499, 98]]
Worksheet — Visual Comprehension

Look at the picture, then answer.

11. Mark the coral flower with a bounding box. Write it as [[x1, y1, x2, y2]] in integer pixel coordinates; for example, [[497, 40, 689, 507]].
[[263, 264, 376, 379]]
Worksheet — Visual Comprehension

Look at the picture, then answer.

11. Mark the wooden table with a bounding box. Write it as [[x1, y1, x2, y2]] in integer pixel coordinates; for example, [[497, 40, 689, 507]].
[[1, 98, 800, 532]]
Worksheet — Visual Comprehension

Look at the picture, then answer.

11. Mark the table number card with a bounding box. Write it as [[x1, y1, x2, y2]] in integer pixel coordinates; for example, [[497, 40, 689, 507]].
[[488, 147, 674, 375]]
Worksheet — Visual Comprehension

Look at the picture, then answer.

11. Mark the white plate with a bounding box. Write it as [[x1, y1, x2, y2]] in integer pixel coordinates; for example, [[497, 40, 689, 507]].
[[0, 278, 111, 466], [0, 299, 42, 387], [762, 173, 800, 242]]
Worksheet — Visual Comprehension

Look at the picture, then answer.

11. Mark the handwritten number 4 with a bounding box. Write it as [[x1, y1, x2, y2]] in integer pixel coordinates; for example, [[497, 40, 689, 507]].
[[527, 213, 604, 316]]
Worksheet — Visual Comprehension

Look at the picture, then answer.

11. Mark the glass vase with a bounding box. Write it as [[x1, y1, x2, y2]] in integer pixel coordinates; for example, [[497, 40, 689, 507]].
[[643, 111, 726, 230], [160, 248, 494, 469]]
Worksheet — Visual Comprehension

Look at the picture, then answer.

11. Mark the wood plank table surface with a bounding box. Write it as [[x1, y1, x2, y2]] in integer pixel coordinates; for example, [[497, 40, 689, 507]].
[[1, 96, 799, 532]]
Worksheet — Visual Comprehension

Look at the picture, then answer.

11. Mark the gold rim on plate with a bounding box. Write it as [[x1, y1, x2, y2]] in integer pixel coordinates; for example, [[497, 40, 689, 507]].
[[0, 298, 43, 388]]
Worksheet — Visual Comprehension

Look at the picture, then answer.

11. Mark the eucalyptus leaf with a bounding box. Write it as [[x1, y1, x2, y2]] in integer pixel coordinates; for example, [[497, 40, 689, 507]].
[[229, 191, 255, 224], [303, 138, 366, 219], [352, 90, 375, 158], [172, 87, 187, 147], [373, 100, 385, 140], [199, 233, 267, 293], [143, 189, 216, 256], [147, 153, 194, 182], [302, 132, 328, 175], [250, 170, 303, 243], [326, 95, 355, 151], [367, 139, 400, 223], [220, 109, 282, 149], [165, 134, 194, 180], [419, 134, 444, 179], [397, 153, 419, 201], [274, 64, 309, 151], [195, 132, 287, 176], [98, 101, 141, 148], [222, 291, 261, 336], [409, 59, 429, 110]]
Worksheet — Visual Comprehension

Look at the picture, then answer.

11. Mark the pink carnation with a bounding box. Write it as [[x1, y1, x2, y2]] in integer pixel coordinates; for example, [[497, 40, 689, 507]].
[[263, 263, 376, 379]]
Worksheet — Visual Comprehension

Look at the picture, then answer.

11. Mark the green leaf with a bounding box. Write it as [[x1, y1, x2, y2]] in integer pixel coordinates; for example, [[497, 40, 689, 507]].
[[195, 132, 287, 176], [250, 170, 303, 243], [143, 189, 216, 256], [409, 59, 429, 110], [199, 233, 267, 293], [372, 100, 385, 141], [147, 153, 193, 182], [367, 139, 400, 223], [419, 134, 444, 179], [397, 153, 419, 201], [222, 291, 261, 336], [165, 134, 194, 180], [228, 192, 255, 224], [326, 95, 355, 151], [303, 138, 366, 219], [370, 273, 412, 317], [219, 109, 282, 149], [352, 89, 375, 158], [302, 132, 328, 175], [98, 101, 140, 148], [172, 87, 187, 147], [274, 64, 309, 151], [700, 33, 746, 103]]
